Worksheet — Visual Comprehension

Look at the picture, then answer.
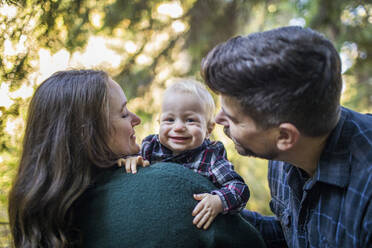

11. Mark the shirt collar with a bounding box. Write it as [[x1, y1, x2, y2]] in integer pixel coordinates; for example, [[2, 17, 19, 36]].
[[312, 107, 352, 188]]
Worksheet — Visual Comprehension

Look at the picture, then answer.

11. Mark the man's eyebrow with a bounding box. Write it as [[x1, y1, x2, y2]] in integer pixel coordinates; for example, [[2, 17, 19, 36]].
[[222, 107, 238, 122]]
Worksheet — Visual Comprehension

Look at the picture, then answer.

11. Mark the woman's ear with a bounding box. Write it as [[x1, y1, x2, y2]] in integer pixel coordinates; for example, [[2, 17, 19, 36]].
[[276, 123, 300, 151], [206, 121, 215, 138]]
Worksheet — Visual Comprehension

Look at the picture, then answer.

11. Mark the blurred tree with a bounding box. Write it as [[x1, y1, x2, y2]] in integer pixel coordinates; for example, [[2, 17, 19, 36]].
[[300, 0, 372, 110], [0, 0, 371, 231]]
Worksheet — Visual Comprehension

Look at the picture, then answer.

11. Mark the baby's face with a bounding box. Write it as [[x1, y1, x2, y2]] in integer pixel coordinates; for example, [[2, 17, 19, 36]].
[[159, 92, 210, 154]]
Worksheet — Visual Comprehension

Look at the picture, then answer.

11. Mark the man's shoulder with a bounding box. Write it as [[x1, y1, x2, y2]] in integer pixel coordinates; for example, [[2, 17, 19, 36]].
[[342, 108, 372, 161], [325, 107, 372, 162], [342, 107, 372, 134], [341, 107, 372, 125]]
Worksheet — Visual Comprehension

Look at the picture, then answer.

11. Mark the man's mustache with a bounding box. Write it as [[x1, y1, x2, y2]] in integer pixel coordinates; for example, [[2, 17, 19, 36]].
[[223, 127, 239, 146], [223, 127, 231, 138]]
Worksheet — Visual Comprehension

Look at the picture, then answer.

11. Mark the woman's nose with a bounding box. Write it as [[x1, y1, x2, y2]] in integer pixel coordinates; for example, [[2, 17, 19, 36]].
[[131, 112, 141, 126]]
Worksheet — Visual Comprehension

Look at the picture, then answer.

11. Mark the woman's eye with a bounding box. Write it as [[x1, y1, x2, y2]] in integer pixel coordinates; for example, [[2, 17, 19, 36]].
[[122, 113, 129, 118], [186, 118, 195, 122]]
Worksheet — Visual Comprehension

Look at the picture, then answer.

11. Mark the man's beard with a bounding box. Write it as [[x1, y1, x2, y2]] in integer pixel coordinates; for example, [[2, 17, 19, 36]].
[[224, 127, 278, 160]]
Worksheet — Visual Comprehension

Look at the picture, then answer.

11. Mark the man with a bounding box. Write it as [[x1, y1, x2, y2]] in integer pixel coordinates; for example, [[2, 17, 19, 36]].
[[201, 26, 372, 247]]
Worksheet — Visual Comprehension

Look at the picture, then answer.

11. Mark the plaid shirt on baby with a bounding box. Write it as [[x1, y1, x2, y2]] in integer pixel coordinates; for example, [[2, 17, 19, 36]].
[[243, 107, 372, 248], [141, 134, 250, 214]]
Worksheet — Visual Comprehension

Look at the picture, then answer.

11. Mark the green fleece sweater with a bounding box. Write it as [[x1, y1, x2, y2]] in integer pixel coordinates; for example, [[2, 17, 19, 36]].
[[76, 162, 266, 248]]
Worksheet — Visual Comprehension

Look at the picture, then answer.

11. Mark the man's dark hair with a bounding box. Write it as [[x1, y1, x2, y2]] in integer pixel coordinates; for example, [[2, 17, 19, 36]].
[[201, 26, 342, 137]]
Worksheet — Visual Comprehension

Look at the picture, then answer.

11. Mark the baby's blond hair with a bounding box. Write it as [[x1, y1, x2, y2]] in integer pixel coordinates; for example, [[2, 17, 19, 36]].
[[163, 79, 215, 124]]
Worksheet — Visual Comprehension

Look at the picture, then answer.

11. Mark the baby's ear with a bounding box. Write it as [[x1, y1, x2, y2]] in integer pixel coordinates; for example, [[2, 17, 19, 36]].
[[206, 121, 215, 136]]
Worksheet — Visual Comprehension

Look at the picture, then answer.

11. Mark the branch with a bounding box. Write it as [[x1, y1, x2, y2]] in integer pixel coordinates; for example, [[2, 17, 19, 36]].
[[0, 0, 24, 6]]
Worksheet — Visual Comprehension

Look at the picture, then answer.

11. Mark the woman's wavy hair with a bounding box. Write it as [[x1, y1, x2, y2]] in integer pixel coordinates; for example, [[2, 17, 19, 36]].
[[8, 69, 118, 247]]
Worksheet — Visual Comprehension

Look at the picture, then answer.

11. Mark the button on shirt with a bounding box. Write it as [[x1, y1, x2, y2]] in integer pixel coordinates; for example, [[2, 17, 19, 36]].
[[244, 107, 372, 247], [141, 134, 250, 213]]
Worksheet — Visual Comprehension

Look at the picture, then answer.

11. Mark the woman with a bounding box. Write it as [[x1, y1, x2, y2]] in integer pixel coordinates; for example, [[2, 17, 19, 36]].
[[8, 70, 265, 247]]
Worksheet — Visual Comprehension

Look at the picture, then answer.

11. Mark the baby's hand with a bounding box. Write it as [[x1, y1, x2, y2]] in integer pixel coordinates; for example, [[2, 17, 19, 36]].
[[117, 156, 150, 174], [192, 193, 223, 230]]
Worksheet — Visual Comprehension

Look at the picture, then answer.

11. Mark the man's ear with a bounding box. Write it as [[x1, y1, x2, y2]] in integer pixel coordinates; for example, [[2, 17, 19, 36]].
[[276, 123, 300, 151], [206, 121, 215, 138]]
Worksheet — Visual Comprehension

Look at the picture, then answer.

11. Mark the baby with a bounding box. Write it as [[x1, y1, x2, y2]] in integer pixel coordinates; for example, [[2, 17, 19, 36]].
[[119, 80, 249, 230]]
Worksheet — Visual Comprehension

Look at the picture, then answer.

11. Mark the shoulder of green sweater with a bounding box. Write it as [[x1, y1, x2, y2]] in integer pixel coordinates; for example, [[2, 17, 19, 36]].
[[77, 162, 267, 248], [93, 162, 216, 190]]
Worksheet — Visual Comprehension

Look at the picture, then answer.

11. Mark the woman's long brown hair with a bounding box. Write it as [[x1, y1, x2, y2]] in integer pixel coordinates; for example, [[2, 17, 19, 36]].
[[8, 70, 117, 247]]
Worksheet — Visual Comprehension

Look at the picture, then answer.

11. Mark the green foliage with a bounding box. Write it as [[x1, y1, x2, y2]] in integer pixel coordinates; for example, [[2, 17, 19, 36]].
[[0, 223, 11, 248], [0, 1, 371, 245]]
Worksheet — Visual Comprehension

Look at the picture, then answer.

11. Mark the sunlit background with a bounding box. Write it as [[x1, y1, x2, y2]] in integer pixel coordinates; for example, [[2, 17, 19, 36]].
[[0, 0, 371, 246]]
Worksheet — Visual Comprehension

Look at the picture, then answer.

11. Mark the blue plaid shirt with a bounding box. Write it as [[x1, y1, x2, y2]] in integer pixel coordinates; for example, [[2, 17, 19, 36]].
[[141, 134, 250, 214], [243, 107, 372, 247]]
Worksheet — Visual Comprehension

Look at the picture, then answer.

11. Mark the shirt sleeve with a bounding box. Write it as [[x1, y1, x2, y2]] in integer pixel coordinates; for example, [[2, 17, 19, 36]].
[[241, 210, 287, 248], [208, 141, 250, 214], [140, 134, 157, 163]]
